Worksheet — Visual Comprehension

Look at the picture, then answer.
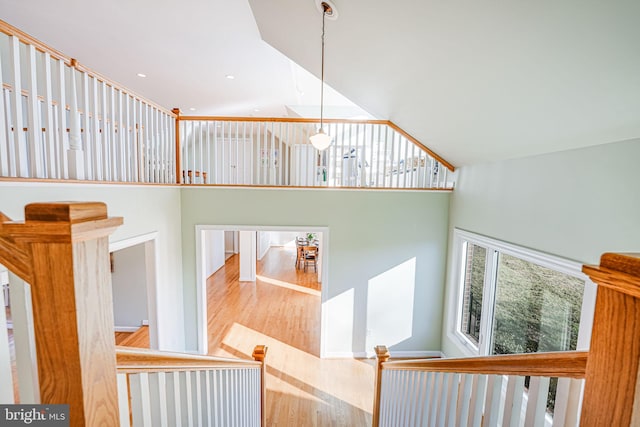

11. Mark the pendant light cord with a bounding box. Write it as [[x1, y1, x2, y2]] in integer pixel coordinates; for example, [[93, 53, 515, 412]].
[[319, 5, 326, 131]]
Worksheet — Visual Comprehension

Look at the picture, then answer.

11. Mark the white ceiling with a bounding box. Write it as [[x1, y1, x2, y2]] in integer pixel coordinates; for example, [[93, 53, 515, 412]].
[[1, 0, 639, 166], [0, 0, 367, 118]]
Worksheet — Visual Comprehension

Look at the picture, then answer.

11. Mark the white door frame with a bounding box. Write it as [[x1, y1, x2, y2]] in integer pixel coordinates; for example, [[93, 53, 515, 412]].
[[195, 224, 329, 356], [110, 232, 160, 349]]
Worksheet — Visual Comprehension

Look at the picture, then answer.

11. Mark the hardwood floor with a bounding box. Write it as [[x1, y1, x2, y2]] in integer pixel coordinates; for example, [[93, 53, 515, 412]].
[[207, 246, 375, 426], [4, 246, 375, 425], [115, 325, 149, 348]]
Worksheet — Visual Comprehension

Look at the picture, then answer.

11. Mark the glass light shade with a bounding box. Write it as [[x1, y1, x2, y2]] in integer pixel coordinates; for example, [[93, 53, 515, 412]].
[[309, 128, 332, 151]]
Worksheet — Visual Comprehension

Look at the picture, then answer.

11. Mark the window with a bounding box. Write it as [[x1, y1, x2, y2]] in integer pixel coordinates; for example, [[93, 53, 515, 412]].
[[452, 229, 594, 357], [459, 243, 486, 346], [451, 230, 596, 418]]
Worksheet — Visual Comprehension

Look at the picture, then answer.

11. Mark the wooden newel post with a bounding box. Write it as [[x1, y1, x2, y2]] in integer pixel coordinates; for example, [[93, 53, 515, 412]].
[[373, 345, 390, 427], [252, 345, 268, 427], [0, 202, 123, 426], [581, 253, 640, 426], [172, 107, 181, 184]]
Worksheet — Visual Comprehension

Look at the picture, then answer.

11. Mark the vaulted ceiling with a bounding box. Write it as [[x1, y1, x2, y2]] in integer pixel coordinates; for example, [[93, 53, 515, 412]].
[[1, 0, 639, 166]]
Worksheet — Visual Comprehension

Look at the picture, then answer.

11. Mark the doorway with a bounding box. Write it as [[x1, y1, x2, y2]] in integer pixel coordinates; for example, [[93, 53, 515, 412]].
[[109, 233, 159, 349], [195, 225, 328, 356]]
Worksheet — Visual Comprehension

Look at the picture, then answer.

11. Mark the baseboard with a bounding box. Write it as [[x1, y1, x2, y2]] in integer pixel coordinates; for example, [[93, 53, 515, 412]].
[[322, 350, 443, 359], [322, 351, 364, 359], [114, 326, 141, 333], [387, 350, 443, 359]]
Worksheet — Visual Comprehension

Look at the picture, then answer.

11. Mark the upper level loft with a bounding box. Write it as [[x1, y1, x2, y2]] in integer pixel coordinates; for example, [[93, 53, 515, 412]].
[[0, 19, 455, 190]]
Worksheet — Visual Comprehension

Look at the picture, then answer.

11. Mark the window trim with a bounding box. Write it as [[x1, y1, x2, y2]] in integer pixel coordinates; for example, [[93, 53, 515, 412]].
[[449, 228, 596, 357]]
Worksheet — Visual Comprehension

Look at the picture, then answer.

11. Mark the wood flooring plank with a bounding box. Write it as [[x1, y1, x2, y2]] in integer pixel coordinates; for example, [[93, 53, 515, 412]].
[[207, 246, 373, 426]]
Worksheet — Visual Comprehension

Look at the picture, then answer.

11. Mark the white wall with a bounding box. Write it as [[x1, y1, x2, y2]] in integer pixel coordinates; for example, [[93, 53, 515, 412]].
[[0, 182, 185, 351], [257, 231, 271, 260], [111, 244, 148, 328], [224, 231, 237, 254], [203, 230, 225, 278], [270, 231, 298, 246], [441, 137, 640, 357]]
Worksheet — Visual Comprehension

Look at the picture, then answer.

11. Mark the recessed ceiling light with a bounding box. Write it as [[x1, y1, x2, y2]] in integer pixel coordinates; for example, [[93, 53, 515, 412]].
[[253, 108, 260, 112], [189, 107, 196, 111], [137, 73, 146, 78], [226, 74, 235, 80]]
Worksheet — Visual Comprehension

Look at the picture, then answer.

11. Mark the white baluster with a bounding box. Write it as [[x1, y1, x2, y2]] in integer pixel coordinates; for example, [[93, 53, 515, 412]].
[[0, 279, 13, 404], [211, 370, 220, 427], [469, 374, 487, 427], [55, 61, 68, 179], [130, 372, 153, 427], [419, 371, 434, 426], [204, 369, 212, 427], [428, 372, 442, 427], [445, 373, 460, 427], [503, 375, 525, 427], [524, 376, 550, 427], [0, 50, 9, 176], [9, 273, 39, 403], [100, 81, 109, 181], [9, 36, 26, 177], [456, 374, 473, 427], [25, 45, 43, 178], [194, 371, 204, 427], [80, 72, 91, 179], [67, 65, 84, 179], [117, 374, 131, 427], [42, 53, 56, 178], [484, 375, 504, 427], [165, 371, 182, 426], [148, 372, 169, 427], [181, 370, 194, 426]]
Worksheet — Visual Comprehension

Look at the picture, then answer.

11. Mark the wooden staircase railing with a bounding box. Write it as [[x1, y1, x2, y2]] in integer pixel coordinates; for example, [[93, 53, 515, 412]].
[[373, 252, 640, 426], [0, 202, 123, 426], [116, 345, 268, 426], [0, 202, 268, 426]]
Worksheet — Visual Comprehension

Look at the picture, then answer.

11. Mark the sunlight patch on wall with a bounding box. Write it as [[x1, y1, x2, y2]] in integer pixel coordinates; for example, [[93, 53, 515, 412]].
[[323, 288, 354, 354], [366, 258, 416, 352]]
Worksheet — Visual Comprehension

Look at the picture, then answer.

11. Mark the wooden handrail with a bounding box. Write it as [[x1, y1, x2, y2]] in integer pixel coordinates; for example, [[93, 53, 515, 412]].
[[381, 350, 588, 379], [179, 115, 389, 124], [0, 19, 175, 118], [116, 346, 262, 372], [178, 115, 456, 172], [580, 252, 640, 426]]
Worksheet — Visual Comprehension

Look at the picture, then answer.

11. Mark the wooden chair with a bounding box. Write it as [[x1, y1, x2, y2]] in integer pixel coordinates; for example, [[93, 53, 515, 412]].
[[303, 246, 318, 272], [295, 238, 308, 269]]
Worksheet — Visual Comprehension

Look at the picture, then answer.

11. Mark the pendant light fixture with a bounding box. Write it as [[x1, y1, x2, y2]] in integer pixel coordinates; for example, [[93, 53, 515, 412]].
[[309, 1, 337, 151]]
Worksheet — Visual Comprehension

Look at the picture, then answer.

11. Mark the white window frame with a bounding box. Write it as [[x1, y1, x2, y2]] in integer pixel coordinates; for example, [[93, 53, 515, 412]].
[[449, 229, 597, 358]]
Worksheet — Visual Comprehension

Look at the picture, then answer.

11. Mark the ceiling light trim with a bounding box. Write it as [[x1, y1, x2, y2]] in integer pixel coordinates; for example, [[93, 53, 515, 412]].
[[315, 0, 338, 20]]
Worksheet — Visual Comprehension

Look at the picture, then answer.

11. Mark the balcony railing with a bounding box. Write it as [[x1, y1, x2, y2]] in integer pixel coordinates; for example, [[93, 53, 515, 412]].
[[178, 117, 455, 189], [0, 18, 455, 190], [0, 20, 176, 184]]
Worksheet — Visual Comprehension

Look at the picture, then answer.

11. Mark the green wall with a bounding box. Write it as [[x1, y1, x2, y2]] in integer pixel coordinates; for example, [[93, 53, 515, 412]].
[[442, 137, 640, 356], [0, 183, 185, 351], [180, 188, 450, 355]]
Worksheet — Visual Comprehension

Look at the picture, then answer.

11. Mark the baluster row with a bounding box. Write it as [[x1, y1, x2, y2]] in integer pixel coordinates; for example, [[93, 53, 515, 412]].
[[179, 119, 454, 189], [0, 30, 175, 183], [379, 369, 579, 427], [118, 368, 261, 427]]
